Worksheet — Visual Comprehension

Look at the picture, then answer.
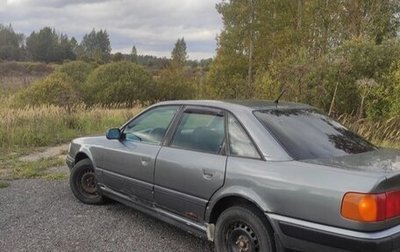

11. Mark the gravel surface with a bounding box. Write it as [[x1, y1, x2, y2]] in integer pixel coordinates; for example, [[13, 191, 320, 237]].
[[0, 179, 214, 252]]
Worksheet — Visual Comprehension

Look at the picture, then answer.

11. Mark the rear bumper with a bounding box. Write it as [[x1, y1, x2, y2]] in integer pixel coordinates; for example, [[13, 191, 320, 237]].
[[268, 214, 400, 252]]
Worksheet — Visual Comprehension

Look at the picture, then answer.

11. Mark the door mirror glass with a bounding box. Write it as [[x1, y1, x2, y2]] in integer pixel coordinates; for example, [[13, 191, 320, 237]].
[[106, 128, 121, 140]]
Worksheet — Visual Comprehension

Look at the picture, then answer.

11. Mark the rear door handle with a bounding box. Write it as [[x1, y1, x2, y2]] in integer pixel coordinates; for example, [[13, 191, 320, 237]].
[[140, 156, 151, 166]]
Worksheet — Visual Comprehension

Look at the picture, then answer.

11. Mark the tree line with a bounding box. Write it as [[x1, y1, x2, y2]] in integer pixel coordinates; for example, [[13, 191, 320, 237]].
[[204, 0, 400, 119], [15, 37, 201, 107], [4, 0, 400, 120], [0, 25, 113, 63], [0, 24, 212, 69]]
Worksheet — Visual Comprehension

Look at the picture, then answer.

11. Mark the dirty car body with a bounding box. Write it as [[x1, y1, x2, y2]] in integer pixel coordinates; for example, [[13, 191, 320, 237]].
[[66, 100, 400, 252]]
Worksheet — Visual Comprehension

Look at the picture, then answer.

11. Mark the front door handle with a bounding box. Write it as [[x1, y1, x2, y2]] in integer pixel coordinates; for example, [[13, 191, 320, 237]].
[[202, 169, 216, 179]]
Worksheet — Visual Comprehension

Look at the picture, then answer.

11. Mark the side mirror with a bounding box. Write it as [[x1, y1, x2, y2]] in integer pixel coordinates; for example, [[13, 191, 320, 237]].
[[106, 128, 121, 140]]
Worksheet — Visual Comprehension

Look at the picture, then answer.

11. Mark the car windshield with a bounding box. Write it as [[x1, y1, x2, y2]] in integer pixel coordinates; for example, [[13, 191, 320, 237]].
[[254, 109, 376, 160]]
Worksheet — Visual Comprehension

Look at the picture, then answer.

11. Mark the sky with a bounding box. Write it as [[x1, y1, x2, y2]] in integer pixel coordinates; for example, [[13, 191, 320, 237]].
[[0, 0, 223, 60]]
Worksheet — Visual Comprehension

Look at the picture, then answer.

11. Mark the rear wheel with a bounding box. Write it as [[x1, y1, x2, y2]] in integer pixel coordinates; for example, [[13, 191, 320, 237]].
[[69, 159, 105, 205], [215, 206, 275, 252]]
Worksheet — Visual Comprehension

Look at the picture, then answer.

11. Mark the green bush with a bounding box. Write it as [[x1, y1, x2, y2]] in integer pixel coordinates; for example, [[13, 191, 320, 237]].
[[56, 61, 97, 92], [84, 61, 152, 105], [387, 61, 400, 117], [17, 72, 80, 108], [154, 68, 196, 101]]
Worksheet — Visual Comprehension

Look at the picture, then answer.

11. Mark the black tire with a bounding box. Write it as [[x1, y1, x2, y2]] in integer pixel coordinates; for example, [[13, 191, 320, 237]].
[[69, 159, 105, 205], [215, 206, 275, 252]]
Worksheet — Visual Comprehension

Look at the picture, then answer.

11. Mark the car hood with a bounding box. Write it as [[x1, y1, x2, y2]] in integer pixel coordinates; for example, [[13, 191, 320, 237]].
[[301, 148, 400, 173], [72, 135, 105, 145]]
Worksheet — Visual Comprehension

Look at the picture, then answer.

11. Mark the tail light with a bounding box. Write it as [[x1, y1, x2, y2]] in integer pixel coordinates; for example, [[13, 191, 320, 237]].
[[341, 191, 400, 222]]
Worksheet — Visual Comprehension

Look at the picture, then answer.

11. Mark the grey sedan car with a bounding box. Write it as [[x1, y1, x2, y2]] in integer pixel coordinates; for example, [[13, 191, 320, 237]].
[[66, 100, 400, 252]]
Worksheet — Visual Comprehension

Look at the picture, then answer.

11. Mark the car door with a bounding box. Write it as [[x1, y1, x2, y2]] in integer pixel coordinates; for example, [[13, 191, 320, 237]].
[[154, 106, 227, 222], [97, 105, 180, 203]]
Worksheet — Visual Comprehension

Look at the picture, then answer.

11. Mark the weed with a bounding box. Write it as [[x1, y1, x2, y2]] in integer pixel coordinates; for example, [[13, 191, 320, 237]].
[[0, 153, 66, 180], [13, 157, 65, 178], [0, 181, 10, 188], [43, 173, 67, 180]]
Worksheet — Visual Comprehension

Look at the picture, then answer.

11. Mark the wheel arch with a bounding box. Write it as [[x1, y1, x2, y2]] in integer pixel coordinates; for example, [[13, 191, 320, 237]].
[[206, 192, 278, 250], [75, 152, 89, 163], [206, 188, 272, 226], [73, 146, 96, 168]]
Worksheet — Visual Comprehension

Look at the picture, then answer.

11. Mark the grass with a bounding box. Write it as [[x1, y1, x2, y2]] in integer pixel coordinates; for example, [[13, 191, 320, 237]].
[[13, 156, 65, 178], [0, 181, 10, 188], [0, 153, 66, 179], [338, 114, 400, 148], [0, 97, 141, 153], [0, 98, 141, 181]]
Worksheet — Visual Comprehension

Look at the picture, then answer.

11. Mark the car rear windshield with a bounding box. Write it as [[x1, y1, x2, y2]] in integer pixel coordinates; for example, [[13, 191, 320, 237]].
[[254, 109, 376, 160]]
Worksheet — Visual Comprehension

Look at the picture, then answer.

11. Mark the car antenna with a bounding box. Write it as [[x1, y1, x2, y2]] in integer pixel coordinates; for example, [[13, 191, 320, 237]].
[[274, 89, 286, 106]]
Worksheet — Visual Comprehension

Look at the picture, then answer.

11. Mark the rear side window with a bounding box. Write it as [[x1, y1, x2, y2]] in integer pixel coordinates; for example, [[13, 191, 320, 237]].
[[254, 109, 376, 160], [171, 111, 225, 154], [228, 113, 260, 159]]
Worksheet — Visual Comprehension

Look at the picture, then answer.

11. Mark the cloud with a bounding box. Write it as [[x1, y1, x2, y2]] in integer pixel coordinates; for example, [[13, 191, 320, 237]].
[[0, 0, 222, 59]]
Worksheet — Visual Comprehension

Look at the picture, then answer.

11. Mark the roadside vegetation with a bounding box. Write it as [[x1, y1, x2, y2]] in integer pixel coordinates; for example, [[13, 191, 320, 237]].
[[0, 1, 400, 180], [0, 97, 141, 180], [0, 98, 140, 152]]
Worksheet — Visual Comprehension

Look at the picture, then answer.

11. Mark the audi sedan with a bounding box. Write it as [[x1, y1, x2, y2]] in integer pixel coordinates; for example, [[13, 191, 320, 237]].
[[66, 100, 400, 252]]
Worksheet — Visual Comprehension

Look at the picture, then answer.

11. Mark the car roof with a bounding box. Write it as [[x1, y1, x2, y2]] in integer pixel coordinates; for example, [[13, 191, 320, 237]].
[[155, 100, 313, 112]]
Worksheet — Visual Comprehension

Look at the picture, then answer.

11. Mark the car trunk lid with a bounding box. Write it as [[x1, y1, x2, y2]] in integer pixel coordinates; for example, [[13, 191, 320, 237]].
[[301, 148, 400, 174]]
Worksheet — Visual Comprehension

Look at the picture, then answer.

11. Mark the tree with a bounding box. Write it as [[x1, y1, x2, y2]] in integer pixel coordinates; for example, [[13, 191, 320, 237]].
[[79, 29, 111, 62], [171, 38, 187, 68], [112, 52, 123, 61], [26, 27, 76, 63], [131, 45, 138, 62], [207, 0, 400, 117], [0, 24, 25, 61], [152, 38, 195, 101]]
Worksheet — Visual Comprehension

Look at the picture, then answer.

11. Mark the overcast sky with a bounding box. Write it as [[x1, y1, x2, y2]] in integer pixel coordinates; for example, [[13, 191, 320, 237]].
[[0, 0, 223, 60]]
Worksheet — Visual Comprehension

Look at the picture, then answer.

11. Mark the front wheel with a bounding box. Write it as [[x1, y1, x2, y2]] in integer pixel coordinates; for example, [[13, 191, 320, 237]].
[[69, 159, 105, 205], [215, 206, 275, 252]]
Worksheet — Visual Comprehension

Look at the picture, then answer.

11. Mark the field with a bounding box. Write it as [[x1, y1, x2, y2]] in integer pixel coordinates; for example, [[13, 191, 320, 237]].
[[0, 99, 140, 152], [0, 97, 140, 181]]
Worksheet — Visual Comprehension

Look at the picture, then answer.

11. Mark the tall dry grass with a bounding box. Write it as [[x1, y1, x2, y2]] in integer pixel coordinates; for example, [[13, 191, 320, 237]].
[[0, 97, 141, 152], [1, 94, 399, 153], [338, 114, 400, 148]]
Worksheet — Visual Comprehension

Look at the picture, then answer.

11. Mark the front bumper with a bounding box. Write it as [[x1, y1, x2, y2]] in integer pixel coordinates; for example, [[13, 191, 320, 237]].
[[66, 155, 74, 170], [268, 214, 400, 252]]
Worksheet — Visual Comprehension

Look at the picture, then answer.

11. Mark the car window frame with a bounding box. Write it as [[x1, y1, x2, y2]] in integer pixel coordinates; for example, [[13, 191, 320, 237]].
[[119, 105, 183, 146], [225, 112, 263, 160], [164, 105, 228, 156]]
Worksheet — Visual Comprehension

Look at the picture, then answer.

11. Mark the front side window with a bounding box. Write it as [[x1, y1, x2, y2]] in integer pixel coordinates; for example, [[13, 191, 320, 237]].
[[254, 109, 376, 160], [124, 106, 179, 144], [228, 113, 260, 159], [171, 110, 225, 154]]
